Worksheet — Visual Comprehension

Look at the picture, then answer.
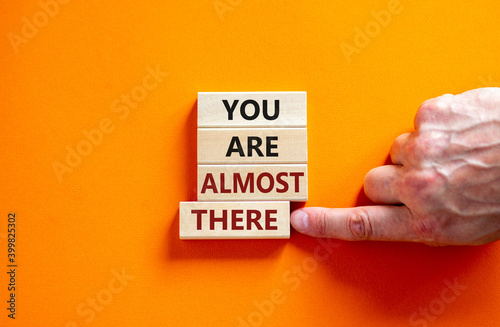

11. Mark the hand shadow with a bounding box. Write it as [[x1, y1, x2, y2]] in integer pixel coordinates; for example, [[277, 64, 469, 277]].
[[289, 154, 495, 320]]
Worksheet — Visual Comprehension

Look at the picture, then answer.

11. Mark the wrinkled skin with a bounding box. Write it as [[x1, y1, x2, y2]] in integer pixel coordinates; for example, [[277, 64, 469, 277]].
[[291, 88, 500, 245]]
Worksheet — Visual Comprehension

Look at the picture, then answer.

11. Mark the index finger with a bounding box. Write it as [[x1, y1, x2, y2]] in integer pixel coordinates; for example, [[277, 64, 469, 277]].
[[290, 206, 423, 242]]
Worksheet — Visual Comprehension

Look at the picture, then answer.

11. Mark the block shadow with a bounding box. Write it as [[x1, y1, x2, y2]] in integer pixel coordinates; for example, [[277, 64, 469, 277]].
[[168, 209, 288, 260], [183, 99, 198, 202], [166, 100, 287, 260]]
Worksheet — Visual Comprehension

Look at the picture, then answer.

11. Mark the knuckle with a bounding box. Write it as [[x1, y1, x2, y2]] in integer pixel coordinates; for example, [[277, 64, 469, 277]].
[[410, 131, 448, 162], [314, 210, 329, 237], [415, 102, 435, 127], [415, 95, 453, 127], [400, 169, 445, 205], [421, 170, 445, 196], [411, 135, 431, 160], [346, 208, 373, 240], [410, 217, 439, 243], [434, 95, 453, 110], [398, 169, 446, 210]]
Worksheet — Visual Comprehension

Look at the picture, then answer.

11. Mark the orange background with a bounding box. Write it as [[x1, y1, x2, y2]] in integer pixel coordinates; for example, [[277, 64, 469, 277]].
[[2, 0, 500, 326]]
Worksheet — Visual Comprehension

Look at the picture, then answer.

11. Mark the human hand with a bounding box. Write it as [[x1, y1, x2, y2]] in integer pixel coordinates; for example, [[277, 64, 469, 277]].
[[291, 88, 500, 245]]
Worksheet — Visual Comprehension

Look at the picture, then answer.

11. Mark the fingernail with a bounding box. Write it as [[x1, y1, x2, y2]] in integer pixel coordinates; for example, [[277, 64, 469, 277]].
[[291, 210, 309, 231]]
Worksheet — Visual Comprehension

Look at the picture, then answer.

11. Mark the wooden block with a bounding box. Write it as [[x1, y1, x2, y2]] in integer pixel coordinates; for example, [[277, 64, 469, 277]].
[[198, 92, 307, 128], [179, 201, 290, 239], [198, 164, 308, 201], [197, 128, 307, 164]]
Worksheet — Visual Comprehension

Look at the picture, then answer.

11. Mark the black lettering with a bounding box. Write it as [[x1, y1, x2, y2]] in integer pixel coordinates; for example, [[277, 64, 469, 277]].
[[226, 136, 245, 157], [248, 137, 264, 157], [266, 136, 278, 157], [241, 100, 260, 120], [222, 99, 239, 120], [262, 100, 280, 120]]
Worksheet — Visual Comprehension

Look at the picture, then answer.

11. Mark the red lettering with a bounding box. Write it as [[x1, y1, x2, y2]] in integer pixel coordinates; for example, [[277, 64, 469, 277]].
[[234, 173, 254, 193], [257, 172, 274, 193], [191, 209, 207, 230], [247, 210, 263, 230], [200, 171, 304, 194], [290, 172, 304, 192], [265, 210, 278, 230], [231, 209, 244, 230], [220, 173, 231, 193], [201, 173, 218, 193], [210, 210, 227, 230], [276, 172, 289, 193]]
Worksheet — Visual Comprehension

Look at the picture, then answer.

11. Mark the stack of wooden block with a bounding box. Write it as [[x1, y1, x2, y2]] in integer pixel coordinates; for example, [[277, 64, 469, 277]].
[[180, 92, 307, 239]]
